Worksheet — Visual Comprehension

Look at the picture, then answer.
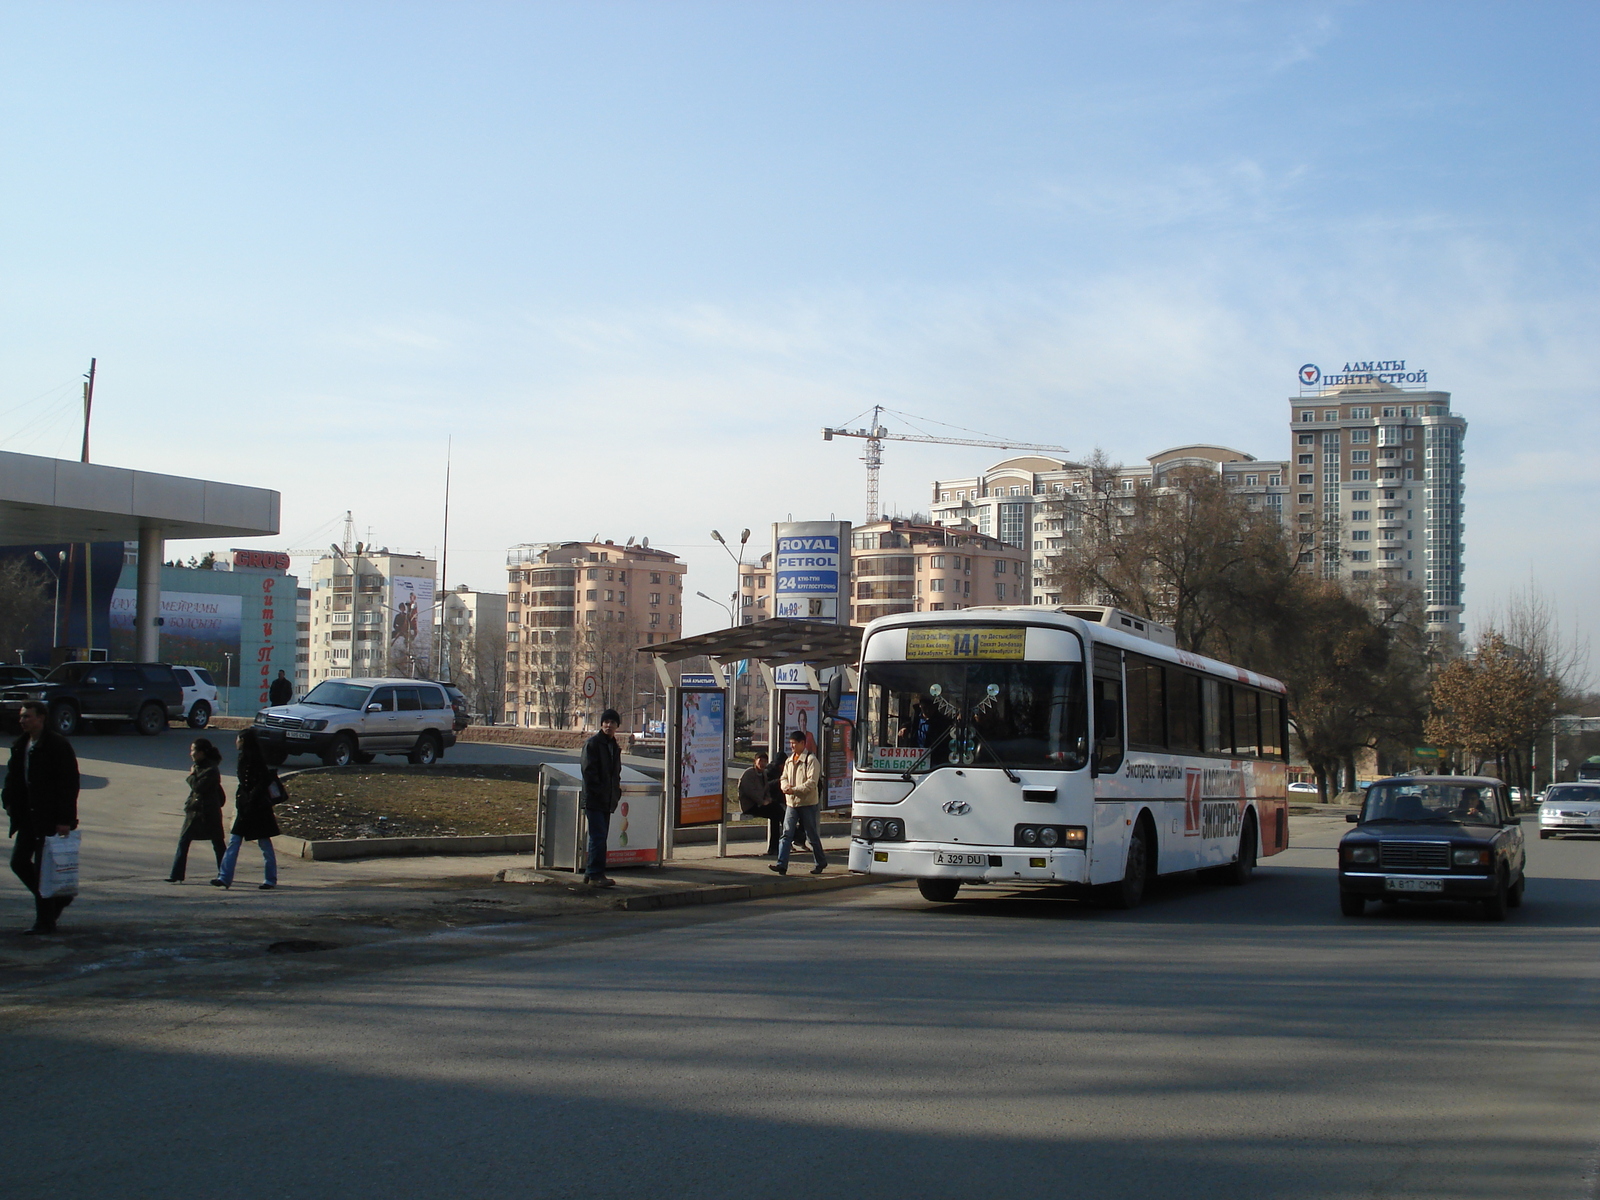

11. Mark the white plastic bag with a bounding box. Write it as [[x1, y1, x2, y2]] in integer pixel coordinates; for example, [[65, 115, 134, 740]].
[[38, 830, 80, 899]]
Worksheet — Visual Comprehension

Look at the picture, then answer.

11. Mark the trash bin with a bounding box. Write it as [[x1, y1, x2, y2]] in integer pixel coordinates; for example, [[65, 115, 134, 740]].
[[537, 761, 664, 871]]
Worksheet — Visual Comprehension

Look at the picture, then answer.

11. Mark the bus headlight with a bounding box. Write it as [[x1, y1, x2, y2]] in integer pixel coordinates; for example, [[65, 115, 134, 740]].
[[884, 820, 904, 840], [1014, 825, 1085, 849], [866, 818, 885, 839], [1021, 827, 1038, 845], [1039, 827, 1059, 847]]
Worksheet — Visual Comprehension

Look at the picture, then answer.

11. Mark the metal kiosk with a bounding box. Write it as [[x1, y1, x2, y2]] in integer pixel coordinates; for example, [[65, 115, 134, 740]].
[[536, 761, 665, 872]]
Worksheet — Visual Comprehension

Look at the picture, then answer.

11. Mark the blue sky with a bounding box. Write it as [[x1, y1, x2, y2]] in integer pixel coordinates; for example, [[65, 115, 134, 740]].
[[2, 2, 1595, 650]]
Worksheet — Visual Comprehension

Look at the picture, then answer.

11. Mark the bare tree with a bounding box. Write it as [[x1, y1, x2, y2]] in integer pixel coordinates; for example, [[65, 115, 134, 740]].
[[0, 558, 51, 663]]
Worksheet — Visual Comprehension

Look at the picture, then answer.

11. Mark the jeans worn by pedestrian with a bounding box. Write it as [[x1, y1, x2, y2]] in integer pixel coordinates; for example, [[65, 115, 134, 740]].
[[584, 806, 610, 879], [776, 805, 826, 871], [169, 835, 226, 882], [217, 834, 277, 887]]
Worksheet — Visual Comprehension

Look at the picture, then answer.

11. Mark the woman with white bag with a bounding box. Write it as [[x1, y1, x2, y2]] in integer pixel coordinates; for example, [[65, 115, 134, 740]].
[[2, 701, 80, 935]]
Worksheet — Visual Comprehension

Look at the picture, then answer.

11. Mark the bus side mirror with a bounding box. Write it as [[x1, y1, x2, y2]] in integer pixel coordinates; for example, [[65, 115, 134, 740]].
[[822, 672, 844, 719]]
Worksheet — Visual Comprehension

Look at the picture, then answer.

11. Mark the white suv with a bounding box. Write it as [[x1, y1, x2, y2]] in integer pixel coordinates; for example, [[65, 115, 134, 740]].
[[171, 665, 220, 729], [251, 677, 459, 767]]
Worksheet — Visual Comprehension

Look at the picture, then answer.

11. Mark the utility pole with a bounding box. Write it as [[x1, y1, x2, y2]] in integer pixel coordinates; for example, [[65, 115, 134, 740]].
[[82, 359, 97, 656], [438, 439, 452, 682]]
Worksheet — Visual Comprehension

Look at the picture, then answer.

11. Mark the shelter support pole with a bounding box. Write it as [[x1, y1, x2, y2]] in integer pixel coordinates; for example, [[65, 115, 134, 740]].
[[136, 526, 163, 662]]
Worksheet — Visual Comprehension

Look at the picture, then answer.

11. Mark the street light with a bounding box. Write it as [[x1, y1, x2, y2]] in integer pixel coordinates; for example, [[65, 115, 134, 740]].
[[695, 591, 734, 623], [33, 550, 65, 652], [709, 528, 751, 629], [222, 651, 235, 716]]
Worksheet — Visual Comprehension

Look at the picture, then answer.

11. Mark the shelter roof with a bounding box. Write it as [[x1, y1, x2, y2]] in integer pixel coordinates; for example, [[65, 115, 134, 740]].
[[639, 619, 862, 668], [0, 451, 280, 544]]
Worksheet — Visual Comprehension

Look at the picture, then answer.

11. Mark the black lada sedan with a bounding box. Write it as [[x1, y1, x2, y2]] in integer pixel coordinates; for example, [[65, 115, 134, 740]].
[[1339, 776, 1526, 920]]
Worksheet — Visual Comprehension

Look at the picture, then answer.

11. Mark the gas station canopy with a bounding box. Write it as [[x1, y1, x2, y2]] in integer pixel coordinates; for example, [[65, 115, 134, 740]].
[[639, 618, 862, 668]]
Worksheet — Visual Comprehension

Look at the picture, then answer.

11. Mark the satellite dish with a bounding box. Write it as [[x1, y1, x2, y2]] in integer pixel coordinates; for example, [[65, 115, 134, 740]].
[[641, 537, 649, 548]]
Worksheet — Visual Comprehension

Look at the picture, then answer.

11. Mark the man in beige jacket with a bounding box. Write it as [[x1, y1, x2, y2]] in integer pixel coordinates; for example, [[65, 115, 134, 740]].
[[770, 729, 827, 875]]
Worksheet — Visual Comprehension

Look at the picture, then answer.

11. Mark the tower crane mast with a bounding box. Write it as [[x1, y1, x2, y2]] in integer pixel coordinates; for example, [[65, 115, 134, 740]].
[[822, 406, 1069, 522]]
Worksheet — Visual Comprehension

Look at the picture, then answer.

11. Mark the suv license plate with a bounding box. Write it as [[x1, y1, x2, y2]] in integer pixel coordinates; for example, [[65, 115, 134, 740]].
[[286, 731, 311, 740], [936, 852, 989, 867], [1386, 877, 1443, 893]]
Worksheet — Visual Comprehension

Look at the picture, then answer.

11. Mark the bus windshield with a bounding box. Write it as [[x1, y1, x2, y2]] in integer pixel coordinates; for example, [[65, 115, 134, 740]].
[[857, 661, 1087, 773]]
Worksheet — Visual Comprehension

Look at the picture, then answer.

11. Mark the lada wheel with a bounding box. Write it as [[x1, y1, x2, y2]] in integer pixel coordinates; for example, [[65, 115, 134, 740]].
[[917, 878, 960, 903], [1481, 873, 1509, 922], [1339, 891, 1366, 917], [1507, 876, 1525, 908]]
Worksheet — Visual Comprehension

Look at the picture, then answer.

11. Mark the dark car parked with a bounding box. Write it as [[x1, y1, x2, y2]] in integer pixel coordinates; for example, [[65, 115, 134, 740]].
[[421, 680, 473, 732], [1338, 776, 1526, 920], [0, 661, 184, 736], [0, 666, 44, 689]]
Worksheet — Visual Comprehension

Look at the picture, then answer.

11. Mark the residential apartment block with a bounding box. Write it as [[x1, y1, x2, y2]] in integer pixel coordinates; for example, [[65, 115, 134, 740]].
[[850, 519, 1029, 623], [305, 549, 438, 684], [441, 585, 507, 722], [503, 539, 685, 730], [1288, 380, 1466, 637], [929, 445, 1289, 604]]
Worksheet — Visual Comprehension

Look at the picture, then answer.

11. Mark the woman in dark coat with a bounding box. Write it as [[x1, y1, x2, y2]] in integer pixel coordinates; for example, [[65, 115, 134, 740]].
[[212, 728, 281, 891], [166, 737, 227, 882]]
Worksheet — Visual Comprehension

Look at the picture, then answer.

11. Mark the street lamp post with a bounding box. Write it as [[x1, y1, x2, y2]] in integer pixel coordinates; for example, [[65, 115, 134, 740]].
[[223, 651, 235, 716], [33, 550, 65, 654]]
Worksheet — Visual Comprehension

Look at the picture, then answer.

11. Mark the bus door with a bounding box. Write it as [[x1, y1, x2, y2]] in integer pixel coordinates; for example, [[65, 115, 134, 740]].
[[1089, 644, 1129, 883]]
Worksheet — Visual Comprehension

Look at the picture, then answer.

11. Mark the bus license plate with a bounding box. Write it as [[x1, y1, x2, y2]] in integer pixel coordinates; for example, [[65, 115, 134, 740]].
[[936, 852, 988, 867], [1386, 877, 1443, 893]]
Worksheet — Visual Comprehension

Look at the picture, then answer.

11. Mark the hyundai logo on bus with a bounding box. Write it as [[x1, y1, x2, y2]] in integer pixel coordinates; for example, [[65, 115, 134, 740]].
[[1298, 360, 1428, 388], [943, 800, 970, 816]]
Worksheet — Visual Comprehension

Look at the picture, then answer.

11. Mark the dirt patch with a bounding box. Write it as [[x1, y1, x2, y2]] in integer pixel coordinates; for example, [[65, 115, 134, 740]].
[[275, 765, 540, 840]]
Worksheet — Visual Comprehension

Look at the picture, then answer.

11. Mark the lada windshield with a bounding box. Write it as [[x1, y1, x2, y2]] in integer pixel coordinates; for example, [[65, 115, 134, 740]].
[[1362, 782, 1505, 825], [300, 681, 371, 710], [857, 661, 1086, 773]]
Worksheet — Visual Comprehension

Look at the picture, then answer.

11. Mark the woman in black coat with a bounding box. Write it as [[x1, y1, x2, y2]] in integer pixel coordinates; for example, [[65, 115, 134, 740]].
[[212, 728, 281, 891], [166, 737, 227, 882]]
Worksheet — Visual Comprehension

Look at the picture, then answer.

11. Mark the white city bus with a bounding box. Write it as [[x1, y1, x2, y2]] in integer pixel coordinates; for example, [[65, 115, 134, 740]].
[[847, 605, 1289, 906]]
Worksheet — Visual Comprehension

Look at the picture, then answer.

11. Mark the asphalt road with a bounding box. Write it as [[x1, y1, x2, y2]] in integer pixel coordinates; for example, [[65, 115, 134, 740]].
[[3, 733, 1600, 1198]]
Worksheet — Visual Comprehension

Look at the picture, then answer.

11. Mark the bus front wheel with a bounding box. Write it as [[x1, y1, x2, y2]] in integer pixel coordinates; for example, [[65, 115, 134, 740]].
[[1101, 825, 1150, 910], [917, 878, 960, 903]]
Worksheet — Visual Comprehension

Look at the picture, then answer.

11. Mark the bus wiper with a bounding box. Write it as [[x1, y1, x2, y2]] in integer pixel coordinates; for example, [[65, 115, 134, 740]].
[[901, 724, 957, 781], [966, 726, 1021, 783]]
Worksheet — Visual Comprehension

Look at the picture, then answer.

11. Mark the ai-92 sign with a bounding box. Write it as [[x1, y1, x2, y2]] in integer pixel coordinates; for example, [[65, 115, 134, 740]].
[[772, 520, 850, 624]]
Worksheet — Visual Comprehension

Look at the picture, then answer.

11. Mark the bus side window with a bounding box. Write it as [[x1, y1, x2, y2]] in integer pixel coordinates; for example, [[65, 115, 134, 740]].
[[1092, 674, 1124, 775], [1167, 671, 1200, 753]]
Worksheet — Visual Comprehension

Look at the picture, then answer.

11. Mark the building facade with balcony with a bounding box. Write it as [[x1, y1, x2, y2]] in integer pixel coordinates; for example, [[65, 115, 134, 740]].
[[503, 539, 685, 730], [306, 549, 437, 685], [850, 520, 1029, 623], [1288, 380, 1466, 638]]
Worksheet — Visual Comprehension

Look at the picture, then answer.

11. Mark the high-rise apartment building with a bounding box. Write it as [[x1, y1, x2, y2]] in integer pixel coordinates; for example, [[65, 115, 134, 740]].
[[850, 520, 1029, 623], [441, 585, 507, 722], [1288, 380, 1466, 638], [503, 539, 685, 730], [295, 586, 310, 697], [306, 550, 438, 684], [930, 445, 1289, 604]]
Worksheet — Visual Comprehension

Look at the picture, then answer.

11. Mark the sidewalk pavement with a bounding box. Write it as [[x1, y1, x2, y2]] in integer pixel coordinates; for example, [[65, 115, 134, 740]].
[[498, 836, 881, 911]]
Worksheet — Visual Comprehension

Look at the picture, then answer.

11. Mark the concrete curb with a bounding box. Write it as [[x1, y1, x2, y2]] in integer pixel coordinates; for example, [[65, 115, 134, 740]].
[[277, 834, 541, 861]]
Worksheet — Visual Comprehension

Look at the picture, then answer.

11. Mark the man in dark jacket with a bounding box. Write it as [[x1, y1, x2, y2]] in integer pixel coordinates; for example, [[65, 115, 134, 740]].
[[579, 708, 623, 887], [268, 670, 293, 707], [2, 702, 80, 934], [739, 752, 787, 856]]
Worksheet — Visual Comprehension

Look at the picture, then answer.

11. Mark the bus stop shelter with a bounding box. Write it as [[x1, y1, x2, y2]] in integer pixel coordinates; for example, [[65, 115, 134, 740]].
[[0, 450, 280, 661]]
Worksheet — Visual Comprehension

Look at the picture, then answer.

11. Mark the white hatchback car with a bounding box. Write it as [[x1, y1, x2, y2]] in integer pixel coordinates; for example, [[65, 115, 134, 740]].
[[170, 665, 220, 729], [1538, 783, 1600, 839]]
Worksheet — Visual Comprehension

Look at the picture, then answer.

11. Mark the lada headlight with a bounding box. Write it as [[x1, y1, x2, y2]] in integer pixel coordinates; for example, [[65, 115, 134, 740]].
[[1453, 847, 1489, 866], [1346, 845, 1377, 864]]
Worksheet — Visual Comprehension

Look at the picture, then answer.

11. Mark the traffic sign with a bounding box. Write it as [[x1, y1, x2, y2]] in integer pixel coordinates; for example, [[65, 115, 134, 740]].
[[582, 674, 598, 699], [679, 673, 716, 688]]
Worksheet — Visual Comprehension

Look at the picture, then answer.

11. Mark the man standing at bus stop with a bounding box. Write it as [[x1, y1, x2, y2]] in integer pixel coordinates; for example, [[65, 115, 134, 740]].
[[580, 708, 623, 887], [770, 729, 827, 876]]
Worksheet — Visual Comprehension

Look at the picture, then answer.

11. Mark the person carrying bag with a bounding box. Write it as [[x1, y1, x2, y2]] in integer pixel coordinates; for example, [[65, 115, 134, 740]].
[[2, 700, 81, 934]]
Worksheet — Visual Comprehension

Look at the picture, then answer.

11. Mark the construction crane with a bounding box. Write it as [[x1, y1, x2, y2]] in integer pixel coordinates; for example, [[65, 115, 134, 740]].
[[822, 405, 1070, 522]]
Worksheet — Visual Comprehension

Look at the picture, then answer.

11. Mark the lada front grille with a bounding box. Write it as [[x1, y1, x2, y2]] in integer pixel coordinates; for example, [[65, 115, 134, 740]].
[[258, 714, 305, 729], [1379, 841, 1450, 871]]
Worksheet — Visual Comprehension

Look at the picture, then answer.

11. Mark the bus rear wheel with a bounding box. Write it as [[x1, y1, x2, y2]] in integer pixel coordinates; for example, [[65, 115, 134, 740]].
[[917, 879, 960, 903], [1218, 817, 1257, 886]]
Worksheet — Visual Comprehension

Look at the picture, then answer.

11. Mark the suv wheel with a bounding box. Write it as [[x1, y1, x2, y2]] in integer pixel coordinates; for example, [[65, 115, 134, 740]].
[[322, 734, 357, 768], [48, 703, 79, 737], [408, 733, 441, 766], [135, 703, 167, 736], [186, 701, 211, 730]]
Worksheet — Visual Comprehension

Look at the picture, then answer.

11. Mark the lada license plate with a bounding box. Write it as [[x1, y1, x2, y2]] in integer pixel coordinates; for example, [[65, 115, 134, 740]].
[[1386, 877, 1443, 893], [286, 731, 311, 740], [936, 852, 989, 867]]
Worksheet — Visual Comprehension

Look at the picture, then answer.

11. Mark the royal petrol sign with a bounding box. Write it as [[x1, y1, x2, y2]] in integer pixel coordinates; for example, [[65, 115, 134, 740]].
[[772, 520, 851, 624], [1299, 360, 1429, 389]]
